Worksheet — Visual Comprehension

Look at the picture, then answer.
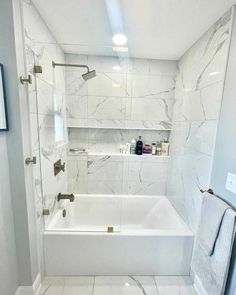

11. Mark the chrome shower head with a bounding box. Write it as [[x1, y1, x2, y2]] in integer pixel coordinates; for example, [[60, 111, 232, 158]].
[[82, 70, 96, 81]]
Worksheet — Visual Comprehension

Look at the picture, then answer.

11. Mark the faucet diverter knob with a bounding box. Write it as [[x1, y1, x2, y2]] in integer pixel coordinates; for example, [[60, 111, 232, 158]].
[[57, 193, 75, 202]]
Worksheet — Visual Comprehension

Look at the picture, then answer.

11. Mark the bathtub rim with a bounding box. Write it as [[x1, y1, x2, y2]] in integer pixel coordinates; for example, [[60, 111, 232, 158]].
[[45, 194, 193, 236]]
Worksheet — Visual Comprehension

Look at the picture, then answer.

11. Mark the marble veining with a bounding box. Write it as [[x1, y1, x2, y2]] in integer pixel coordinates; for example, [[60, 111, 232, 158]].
[[65, 54, 177, 130], [23, 1, 68, 229], [167, 8, 233, 233], [68, 153, 169, 195]]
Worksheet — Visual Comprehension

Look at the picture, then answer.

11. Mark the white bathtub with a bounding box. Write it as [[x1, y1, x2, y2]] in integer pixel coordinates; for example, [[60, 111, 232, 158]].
[[44, 195, 194, 276]]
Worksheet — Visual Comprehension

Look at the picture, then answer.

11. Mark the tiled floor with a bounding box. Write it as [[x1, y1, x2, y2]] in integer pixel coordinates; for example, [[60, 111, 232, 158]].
[[39, 276, 197, 295]]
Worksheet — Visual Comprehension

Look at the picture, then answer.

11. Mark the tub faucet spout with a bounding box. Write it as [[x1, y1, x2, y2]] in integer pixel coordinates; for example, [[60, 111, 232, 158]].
[[57, 193, 75, 202]]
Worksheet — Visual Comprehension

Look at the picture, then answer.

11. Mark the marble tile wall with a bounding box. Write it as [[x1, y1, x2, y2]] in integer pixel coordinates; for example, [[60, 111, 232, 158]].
[[23, 0, 68, 274], [167, 8, 233, 233], [68, 153, 169, 195], [65, 55, 177, 130], [66, 55, 176, 194]]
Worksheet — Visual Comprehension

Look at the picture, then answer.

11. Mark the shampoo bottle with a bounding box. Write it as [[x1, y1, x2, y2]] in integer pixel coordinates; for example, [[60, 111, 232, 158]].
[[161, 138, 169, 156], [136, 136, 143, 155], [130, 138, 137, 155]]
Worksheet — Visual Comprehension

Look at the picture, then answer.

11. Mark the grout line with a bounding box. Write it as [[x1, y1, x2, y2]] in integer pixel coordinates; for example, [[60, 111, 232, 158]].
[[91, 276, 96, 295], [153, 276, 160, 295]]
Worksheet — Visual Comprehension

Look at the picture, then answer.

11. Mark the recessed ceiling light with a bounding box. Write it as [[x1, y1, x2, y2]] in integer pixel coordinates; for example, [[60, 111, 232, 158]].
[[112, 83, 121, 88], [112, 46, 129, 52], [112, 33, 128, 46], [113, 65, 121, 71], [125, 282, 130, 287]]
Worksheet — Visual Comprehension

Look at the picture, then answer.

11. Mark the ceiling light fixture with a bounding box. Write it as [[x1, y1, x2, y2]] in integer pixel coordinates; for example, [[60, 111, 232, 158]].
[[112, 83, 121, 88], [112, 33, 128, 46], [112, 46, 129, 52], [112, 65, 121, 71]]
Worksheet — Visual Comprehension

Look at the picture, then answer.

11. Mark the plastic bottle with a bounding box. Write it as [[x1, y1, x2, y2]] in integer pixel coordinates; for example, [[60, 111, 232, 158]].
[[136, 136, 143, 155], [130, 138, 137, 155]]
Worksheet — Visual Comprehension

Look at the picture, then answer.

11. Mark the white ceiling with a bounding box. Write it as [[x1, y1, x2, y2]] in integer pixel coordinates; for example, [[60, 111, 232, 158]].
[[32, 0, 236, 60]]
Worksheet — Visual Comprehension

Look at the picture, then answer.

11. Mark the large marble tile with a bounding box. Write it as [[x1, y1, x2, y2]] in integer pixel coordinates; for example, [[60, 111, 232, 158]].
[[65, 71, 88, 96], [36, 78, 54, 116], [87, 180, 124, 194], [155, 276, 197, 295], [40, 277, 94, 295], [28, 75, 37, 114], [130, 58, 150, 74], [39, 276, 197, 295], [177, 9, 232, 93], [87, 155, 124, 181], [66, 95, 88, 120], [128, 162, 168, 182], [88, 96, 126, 120], [32, 148, 43, 222], [38, 114, 55, 149], [68, 156, 88, 180], [88, 72, 131, 97], [68, 179, 88, 194], [132, 74, 175, 99], [65, 54, 88, 71], [200, 81, 224, 120], [63, 277, 94, 295], [184, 120, 218, 156], [87, 55, 130, 73], [30, 113, 40, 152], [131, 98, 173, 121], [93, 276, 158, 295], [125, 120, 172, 130], [127, 181, 167, 195], [39, 277, 65, 295], [87, 119, 125, 129], [168, 23, 227, 234], [30, 42, 57, 85], [149, 60, 178, 76]]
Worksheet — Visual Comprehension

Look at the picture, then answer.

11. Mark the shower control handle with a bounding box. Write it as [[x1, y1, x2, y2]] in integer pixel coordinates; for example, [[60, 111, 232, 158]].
[[54, 159, 66, 176], [25, 156, 36, 165], [20, 75, 32, 84], [57, 193, 75, 202], [61, 162, 65, 172]]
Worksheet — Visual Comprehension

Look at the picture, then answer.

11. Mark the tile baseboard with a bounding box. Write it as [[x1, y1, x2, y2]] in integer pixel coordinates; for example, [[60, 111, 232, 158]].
[[15, 273, 41, 295]]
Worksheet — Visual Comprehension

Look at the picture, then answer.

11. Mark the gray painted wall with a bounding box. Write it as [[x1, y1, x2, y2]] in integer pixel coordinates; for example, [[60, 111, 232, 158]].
[[0, 1, 20, 294], [211, 7, 236, 295], [0, 135, 19, 295], [0, 0, 40, 289]]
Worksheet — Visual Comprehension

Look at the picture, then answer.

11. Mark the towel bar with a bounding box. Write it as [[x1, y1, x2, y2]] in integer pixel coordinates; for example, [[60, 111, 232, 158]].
[[200, 188, 214, 195], [200, 188, 236, 211]]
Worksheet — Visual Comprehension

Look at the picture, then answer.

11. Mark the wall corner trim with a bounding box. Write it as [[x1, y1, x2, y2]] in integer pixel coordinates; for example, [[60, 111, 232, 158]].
[[14, 273, 41, 295]]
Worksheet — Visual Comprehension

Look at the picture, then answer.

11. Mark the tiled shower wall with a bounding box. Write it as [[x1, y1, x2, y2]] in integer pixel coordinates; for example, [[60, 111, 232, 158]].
[[68, 154, 170, 195], [65, 55, 177, 129], [167, 8, 233, 232], [23, 0, 68, 273], [66, 55, 177, 194]]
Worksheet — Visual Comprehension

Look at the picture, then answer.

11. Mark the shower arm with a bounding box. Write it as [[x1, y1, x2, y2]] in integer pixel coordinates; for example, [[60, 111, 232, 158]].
[[52, 61, 90, 73]]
